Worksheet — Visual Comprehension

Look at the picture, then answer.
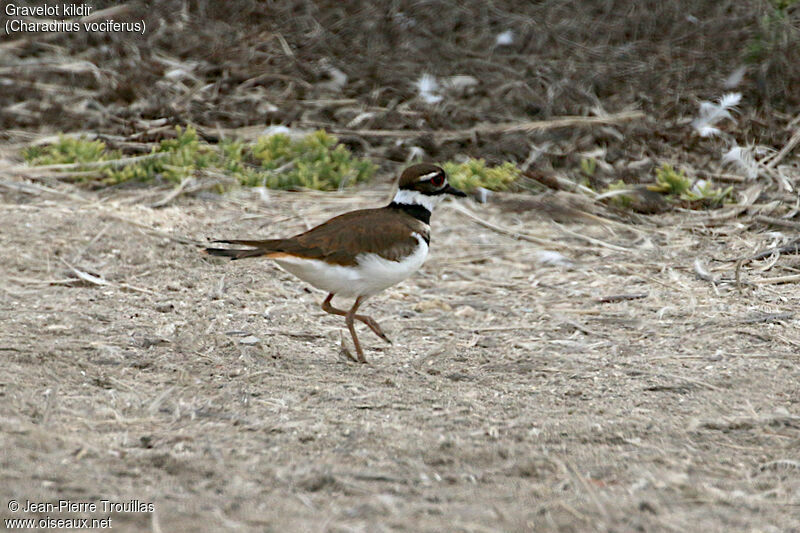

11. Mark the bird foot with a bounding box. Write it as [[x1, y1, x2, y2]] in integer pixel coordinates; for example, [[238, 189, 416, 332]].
[[361, 316, 392, 345], [339, 332, 358, 363], [339, 331, 369, 363]]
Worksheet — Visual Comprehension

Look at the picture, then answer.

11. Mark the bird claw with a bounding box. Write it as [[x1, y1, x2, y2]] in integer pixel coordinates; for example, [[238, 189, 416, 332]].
[[339, 332, 359, 363], [339, 331, 369, 363], [363, 318, 392, 344]]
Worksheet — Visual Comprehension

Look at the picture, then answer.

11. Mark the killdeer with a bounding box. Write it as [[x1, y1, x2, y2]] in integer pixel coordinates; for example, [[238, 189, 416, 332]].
[[205, 163, 466, 363]]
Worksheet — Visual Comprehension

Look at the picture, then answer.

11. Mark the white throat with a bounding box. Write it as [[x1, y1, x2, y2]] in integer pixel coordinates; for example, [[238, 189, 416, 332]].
[[392, 189, 441, 213]]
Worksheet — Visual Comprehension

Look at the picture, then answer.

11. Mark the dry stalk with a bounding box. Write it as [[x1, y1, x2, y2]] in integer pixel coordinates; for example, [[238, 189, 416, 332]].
[[150, 177, 196, 208], [754, 215, 800, 232], [595, 293, 649, 303], [324, 111, 645, 140], [751, 274, 800, 285], [7, 151, 171, 174], [0, 179, 89, 202], [57, 257, 158, 295], [552, 223, 632, 253], [764, 125, 800, 169], [447, 202, 595, 252]]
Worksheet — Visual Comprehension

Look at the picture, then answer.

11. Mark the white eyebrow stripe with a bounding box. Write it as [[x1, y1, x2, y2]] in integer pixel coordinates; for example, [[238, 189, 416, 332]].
[[418, 171, 442, 181]]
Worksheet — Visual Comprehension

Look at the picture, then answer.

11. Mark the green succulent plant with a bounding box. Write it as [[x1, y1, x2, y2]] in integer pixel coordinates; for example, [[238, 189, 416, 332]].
[[441, 159, 521, 192], [23, 127, 376, 191]]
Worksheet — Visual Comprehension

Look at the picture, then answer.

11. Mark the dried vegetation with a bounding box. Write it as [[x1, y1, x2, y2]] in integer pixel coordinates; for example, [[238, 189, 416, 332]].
[[2, 1, 800, 531]]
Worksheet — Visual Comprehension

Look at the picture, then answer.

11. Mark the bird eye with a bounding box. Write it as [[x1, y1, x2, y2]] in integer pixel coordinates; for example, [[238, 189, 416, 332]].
[[430, 173, 445, 187]]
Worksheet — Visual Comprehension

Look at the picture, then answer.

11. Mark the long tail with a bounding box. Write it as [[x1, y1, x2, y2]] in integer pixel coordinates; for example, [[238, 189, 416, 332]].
[[204, 239, 283, 260]]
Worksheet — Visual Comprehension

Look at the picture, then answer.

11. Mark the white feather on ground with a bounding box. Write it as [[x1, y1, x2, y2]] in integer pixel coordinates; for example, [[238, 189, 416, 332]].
[[416, 74, 443, 104], [722, 145, 759, 179], [691, 92, 742, 137], [536, 250, 573, 267], [723, 66, 747, 89], [495, 30, 514, 46]]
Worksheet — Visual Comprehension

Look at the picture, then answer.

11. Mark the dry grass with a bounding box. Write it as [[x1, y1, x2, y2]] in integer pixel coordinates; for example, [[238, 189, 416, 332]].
[[1, 1, 798, 179], [2, 1, 800, 530], [2, 177, 800, 531]]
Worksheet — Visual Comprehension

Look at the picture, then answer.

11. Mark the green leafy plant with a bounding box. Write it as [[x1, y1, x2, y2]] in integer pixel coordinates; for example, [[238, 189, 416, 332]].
[[683, 180, 734, 206], [650, 163, 732, 207], [580, 157, 597, 178], [23, 135, 117, 166], [107, 126, 216, 184], [602, 180, 634, 209], [601, 163, 732, 212], [248, 130, 375, 189], [23, 127, 377, 191], [652, 163, 691, 195], [441, 159, 521, 192], [745, 0, 799, 63]]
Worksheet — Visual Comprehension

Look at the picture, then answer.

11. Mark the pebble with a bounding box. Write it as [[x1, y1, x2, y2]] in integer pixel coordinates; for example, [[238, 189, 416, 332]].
[[414, 299, 452, 312]]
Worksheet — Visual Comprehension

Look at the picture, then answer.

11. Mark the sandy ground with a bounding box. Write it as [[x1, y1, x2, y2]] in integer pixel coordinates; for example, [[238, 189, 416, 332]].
[[2, 181, 800, 532]]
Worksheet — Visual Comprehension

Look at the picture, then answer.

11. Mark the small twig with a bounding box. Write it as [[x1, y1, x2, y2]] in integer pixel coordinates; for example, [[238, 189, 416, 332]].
[[448, 202, 560, 246], [552, 223, 633, 253], [340, 471, 409, 484], [150, 177, 196, 208], [698, 172, 746, 183], [695, 184, 764, 224], [7, 152, 170, 174], [324, 111, 645, 140], [741, 237, 800, 262], [553, 458, 611, 521], [468, 325, 547, 332], [238, 73, 313, 90], [739, 312, 793, 324], [25, 170, 107, 182], [72, 223, 111, 263], [595, 293, 649, 303], [758, 459, 800, 472], [556, 318, 602, 337], [651, 371, 723, 392], [0, 179, 88, 202], [754, 215, 800, 232], [102, 213, 204, 246], [765, 127, 800, 169], [58, 257, 158, 295], [447, 202, 595, 252], [751, 274, 800, 285]]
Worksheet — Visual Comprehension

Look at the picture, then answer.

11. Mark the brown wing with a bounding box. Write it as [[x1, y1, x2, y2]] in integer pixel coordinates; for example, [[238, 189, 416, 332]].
[[281, 208, 429, 266], [206, 207, 428, 264]]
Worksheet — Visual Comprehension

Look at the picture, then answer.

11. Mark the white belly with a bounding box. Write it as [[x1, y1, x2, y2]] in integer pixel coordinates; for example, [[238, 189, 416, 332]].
[[273, 233, 429, 298]]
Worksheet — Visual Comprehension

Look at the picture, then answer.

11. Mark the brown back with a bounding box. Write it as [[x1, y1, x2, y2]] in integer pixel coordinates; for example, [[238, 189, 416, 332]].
[[230, 207, 429, 266]]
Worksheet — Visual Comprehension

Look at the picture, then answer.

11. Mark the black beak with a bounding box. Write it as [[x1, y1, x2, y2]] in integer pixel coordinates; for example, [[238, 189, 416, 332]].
[[443, 183, 467, 197]]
